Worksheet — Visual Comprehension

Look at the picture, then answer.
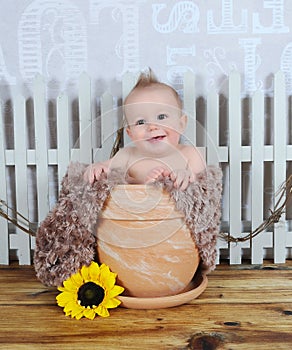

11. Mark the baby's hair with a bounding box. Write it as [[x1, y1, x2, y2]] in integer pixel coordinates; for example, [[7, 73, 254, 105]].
[[125, 68, 182, 109], [133, 68, 159, 88]]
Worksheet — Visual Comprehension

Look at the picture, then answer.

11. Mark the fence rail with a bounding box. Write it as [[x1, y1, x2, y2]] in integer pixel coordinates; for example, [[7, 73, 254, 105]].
[[0, 71, 292, 265]]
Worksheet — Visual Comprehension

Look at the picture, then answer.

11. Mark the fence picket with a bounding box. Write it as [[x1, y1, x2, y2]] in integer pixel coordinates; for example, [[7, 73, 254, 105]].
[[251, 90, 272, 263], [122, 72, 136, 146], [122, 71, 136, 100], [100, 92, 117, 160], [9, 95, 30, 264], [273, 71, 287, 263], [206, 89, 228, 262], [228, 71, 248, 264], [183, 71, 196, 145], [33, 74, 50, 224], [0, 100, 9, 264], [78, 72, 92, 164], [57, 93, 70, 185], [206, 89, 219, 166]]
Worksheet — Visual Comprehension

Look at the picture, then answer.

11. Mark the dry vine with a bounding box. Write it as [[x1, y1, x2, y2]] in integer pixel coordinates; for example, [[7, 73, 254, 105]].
[[219, 174, 292, 243], [0, 199, 36, 237]]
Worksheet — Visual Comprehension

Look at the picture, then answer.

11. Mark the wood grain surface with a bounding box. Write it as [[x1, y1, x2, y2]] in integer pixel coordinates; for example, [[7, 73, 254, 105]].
[[1, 262, 292, 349]]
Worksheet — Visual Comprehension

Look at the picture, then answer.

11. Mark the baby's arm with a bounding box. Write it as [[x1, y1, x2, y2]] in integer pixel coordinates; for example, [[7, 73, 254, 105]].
[[145, 166, 171, 183], [146, 146, 206, 190], [175, 146, 206, 189], [83, 160, 111, 184], [184, 146, 206, 175], [169, 169, 195, 190], [83, 148, 130, 184], [146, 166, 195, 190]]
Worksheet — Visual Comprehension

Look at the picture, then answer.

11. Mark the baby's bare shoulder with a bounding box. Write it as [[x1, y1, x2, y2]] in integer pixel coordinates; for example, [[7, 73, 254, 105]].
[[109, 146, 132, 168], [180, 144, 206, 172], [115, 146, 132, 157], [179, 144, 200, 157]]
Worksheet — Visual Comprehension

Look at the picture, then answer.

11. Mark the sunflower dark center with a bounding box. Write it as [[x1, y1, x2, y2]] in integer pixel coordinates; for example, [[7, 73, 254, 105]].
[[77, 282, 105, 308]]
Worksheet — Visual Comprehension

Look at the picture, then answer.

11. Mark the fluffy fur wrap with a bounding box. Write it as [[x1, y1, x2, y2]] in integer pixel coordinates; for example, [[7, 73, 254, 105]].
[[34, 162, 222, 287]]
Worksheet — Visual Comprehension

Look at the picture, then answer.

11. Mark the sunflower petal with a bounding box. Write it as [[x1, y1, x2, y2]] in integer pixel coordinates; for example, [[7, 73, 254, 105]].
[[56, 292, 73, 306], [88, 262, 100, 281], [107, 285, 124, 298], [100, 264, 116, 290], [100, 263, 113, 277], [64, 301, 81, 315], [71, 305, 84, 318], [70, 271, 84, 286], [64, 309, 72, 317], [74, 311, 84, 320], [63, 277, 79, 292], [83, 308, 96, 320], [96, 305, 110, 318], [103, 297, 121, 309], [80, 264, 91, 282]]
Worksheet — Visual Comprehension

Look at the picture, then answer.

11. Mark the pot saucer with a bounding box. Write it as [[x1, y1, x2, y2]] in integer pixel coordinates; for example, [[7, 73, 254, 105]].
[[118, 271, 208, 309]]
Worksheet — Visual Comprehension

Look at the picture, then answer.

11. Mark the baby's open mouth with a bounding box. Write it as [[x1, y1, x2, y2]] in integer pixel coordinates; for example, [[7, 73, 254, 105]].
[[148, 135, 166, 142]]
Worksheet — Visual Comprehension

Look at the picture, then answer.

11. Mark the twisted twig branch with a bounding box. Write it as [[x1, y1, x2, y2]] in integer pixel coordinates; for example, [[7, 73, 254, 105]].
[[219, 174, 292, 243], [0, 199, 36, 236]]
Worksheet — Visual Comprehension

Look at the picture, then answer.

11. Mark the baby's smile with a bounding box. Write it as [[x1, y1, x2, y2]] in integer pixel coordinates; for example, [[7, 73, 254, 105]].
[[147, 135, 166, 143]]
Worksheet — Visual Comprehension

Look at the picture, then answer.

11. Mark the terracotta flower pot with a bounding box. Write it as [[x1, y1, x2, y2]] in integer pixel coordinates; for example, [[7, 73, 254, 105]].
[[96, 184, 200, 298]]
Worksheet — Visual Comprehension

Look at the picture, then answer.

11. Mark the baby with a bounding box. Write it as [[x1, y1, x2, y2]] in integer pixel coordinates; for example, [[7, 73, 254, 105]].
[[84, 70, 205, 190]]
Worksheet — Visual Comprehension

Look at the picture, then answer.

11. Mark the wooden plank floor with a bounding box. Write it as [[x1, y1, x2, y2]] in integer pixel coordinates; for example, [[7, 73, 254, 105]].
[[1, 261, 292, 350]]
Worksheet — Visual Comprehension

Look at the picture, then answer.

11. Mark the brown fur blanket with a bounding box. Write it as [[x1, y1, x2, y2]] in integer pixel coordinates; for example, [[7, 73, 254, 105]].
[[34, 162, 222, 287]]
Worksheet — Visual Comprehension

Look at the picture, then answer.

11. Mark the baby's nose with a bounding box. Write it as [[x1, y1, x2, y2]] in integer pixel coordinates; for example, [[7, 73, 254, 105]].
[[148, 122, 158, 130]]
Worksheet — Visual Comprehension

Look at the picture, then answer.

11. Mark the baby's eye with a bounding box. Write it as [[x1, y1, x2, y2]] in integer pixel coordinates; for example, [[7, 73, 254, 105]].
[[157, 114, 168, 120], [136, 119, 146, 125]]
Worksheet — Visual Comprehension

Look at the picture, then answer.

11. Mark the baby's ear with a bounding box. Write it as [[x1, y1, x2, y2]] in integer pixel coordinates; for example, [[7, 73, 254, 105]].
[[179, 114, 187, 132], [126, 126, 132, 139]]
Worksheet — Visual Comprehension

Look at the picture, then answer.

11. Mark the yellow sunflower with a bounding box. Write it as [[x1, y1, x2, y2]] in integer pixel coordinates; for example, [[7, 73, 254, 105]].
[[56, 262, 124, 319]]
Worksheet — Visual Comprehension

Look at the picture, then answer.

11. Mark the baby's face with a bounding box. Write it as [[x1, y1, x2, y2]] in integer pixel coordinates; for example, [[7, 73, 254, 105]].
[[124, 85, 186, 157]]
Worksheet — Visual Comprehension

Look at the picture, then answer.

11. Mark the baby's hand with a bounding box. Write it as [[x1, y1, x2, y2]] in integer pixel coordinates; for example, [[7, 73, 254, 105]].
[[170, 169, 195, 190], [83, 163, 109, 184], [145, 166, 171, 183]]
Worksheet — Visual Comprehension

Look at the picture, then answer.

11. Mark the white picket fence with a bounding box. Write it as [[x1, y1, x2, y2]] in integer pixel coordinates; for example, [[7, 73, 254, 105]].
[[0, 71, 291, 266]]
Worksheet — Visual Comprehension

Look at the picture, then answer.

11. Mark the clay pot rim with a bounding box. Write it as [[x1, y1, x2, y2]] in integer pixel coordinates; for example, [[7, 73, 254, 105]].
[[118, 272, 208, 309], [101, 183, 183, 220]]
